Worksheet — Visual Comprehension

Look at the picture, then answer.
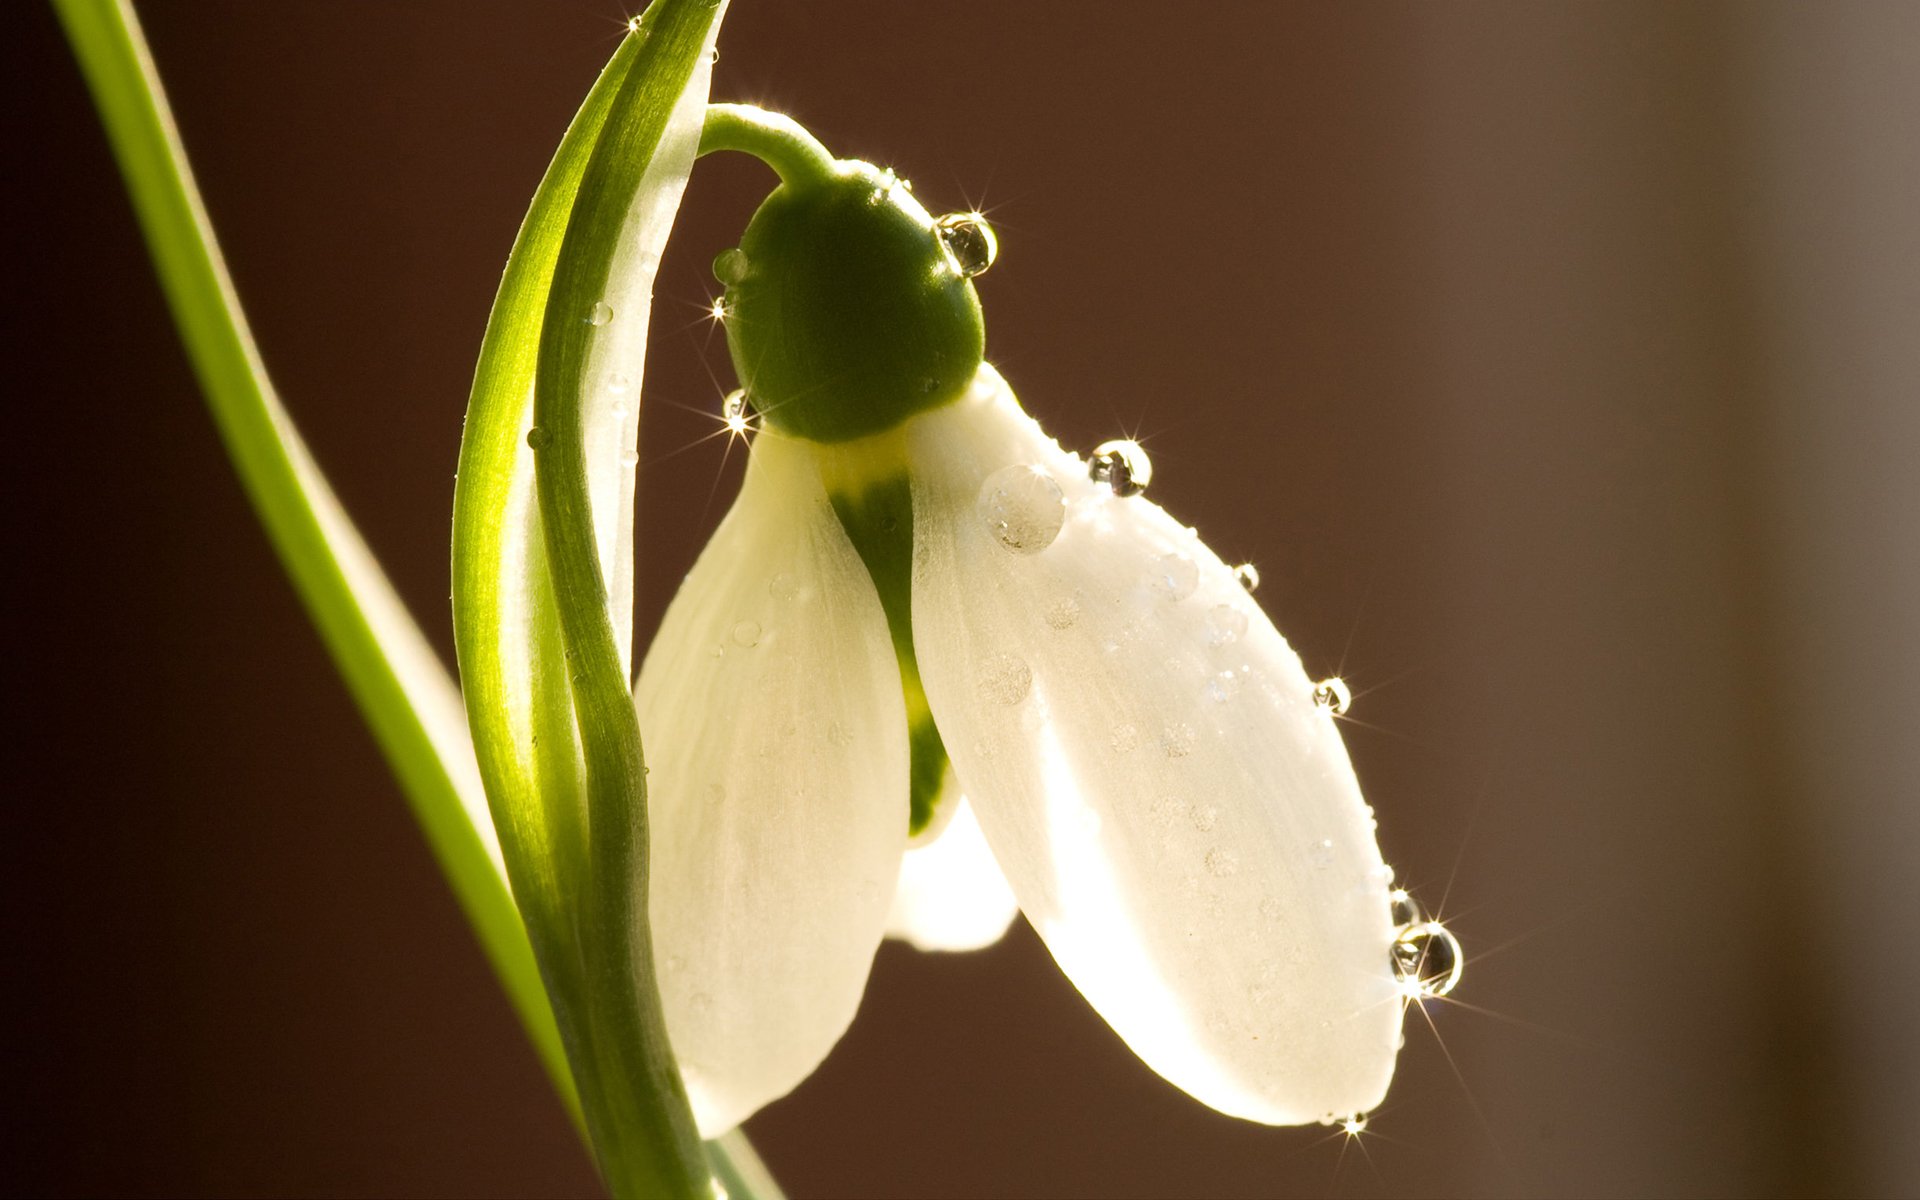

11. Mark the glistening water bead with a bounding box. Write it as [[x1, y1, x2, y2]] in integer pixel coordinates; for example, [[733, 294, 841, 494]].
[[932, 212, 999, 278], [1311, 677, 1352, 715], [712, 247, 751, 285], [722, 389, 751, 435], [1089, 439, 1153, 498], [978, 464, 1066, 554], [1391, 921, 1464, 999]]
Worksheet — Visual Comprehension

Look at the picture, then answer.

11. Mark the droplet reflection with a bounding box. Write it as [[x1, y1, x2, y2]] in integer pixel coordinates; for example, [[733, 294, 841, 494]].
[[1089, 439, 1153, 497], [933, 211, 999, 278], [978, 464, 1066, 554]]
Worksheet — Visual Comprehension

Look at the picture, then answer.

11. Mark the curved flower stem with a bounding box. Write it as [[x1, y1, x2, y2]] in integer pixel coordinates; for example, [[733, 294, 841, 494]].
[[700, 102, 838, 186]]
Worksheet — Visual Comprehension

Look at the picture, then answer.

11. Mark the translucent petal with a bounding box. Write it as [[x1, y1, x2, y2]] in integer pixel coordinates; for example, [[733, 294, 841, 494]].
[[886, 784, 1020, 953], [909, 367, 1403, 1124], [637, 430, 908, 1136], [584, 9, 721, 675]]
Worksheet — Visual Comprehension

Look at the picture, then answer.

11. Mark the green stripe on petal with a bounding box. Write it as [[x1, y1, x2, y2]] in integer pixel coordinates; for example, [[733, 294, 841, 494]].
[[827, 475, 954, 836]]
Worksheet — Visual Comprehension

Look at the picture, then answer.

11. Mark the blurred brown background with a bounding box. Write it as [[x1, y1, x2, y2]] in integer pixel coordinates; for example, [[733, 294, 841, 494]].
[[16, 2, 1919, 1197]]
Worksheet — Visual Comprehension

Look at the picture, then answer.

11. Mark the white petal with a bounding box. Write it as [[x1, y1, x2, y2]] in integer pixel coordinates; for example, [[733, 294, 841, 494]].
[[638, 428, 908, 1135], [908, 367, 1402, 1124], [886, 786, 1021, 953], [586, 13, 723, 675]]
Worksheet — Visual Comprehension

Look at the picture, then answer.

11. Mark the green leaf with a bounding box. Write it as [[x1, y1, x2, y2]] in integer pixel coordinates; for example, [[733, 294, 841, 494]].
[[51, 0, 568, 1116], [454, 1, 742, 1195], [58, 0, 777, 1195]]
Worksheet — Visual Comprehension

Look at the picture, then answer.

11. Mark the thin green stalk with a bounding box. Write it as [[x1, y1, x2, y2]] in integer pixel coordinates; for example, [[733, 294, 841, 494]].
[[50, 0, 572, 1116], [699, 103, 837, 187]]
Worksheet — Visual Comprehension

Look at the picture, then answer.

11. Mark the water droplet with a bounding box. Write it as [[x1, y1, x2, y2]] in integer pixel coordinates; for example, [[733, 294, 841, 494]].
[[1160, 722, 1196, 758], [1311, 677, 1352, 714], [705, 46, 719, 65], [1342, 1114, 1370, 1136], [610, 374, 631, 394], [1391, 921, 1464, 998], [722, 388, 751, 435], [709, 296, 730, 321], [1204, 670, 1240, 704], [768, 572, 800, 601], [1189, 804, 1218, 833], [619, 449, 639, 467], [1088, 439, 1153, 497], [977, 654, 1032, 705], [933, 211, 999, 278], [711, 247, 750, 286], [587, 301, 613, 326], [1109, 722, 1139, 754], [1151, 552, 1199, 601], [730, 620, 761, 648], [1234, 562, 1261, 592], [708, 642, 725, 659], [1389, 888, 1421, 928], [525, 426, 550, 450], [1205, 847, 1239, 877], [689, 991, 715, 1016], [1205, 604, 1248, 646], [1309, 837, 1336, 867], [710, 1177, 731, 1200], [1044, 597, 1080, 630], [977, 464, 1066, 554]]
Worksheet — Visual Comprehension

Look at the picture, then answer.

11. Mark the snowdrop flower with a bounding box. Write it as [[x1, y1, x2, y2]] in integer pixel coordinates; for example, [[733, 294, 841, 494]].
[[639, 119, 1457, 1137]]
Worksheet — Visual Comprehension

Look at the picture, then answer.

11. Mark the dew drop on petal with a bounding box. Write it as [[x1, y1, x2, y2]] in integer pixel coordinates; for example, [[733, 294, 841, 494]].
[[977, 464, 1066, 554], [1044, 597, 1080, 630], [619, 449, 639, 467], [1152, 552, 1199, 601], [768, 572, 799, 601], [1205, 604, 1248, 646], [1234, 562, 1261, 592], [1342, 1114, 1370, 1136], [712, 247, 750, 286], [730, 620, 762, 648], [587, 301, 614, 326], [1312, 676, 1352, 714], [1392, 921, 1464, 998], [977, 653, 1033, 705], [610, 374, 631, 394], [1389, 887, 1421, 928], [1204, 671, 1239, 704], [525, 426, 550, 450], [933, 211, 999, 278], [1309, 837, 1336, 868], [1088, 439, 1153, 497]]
